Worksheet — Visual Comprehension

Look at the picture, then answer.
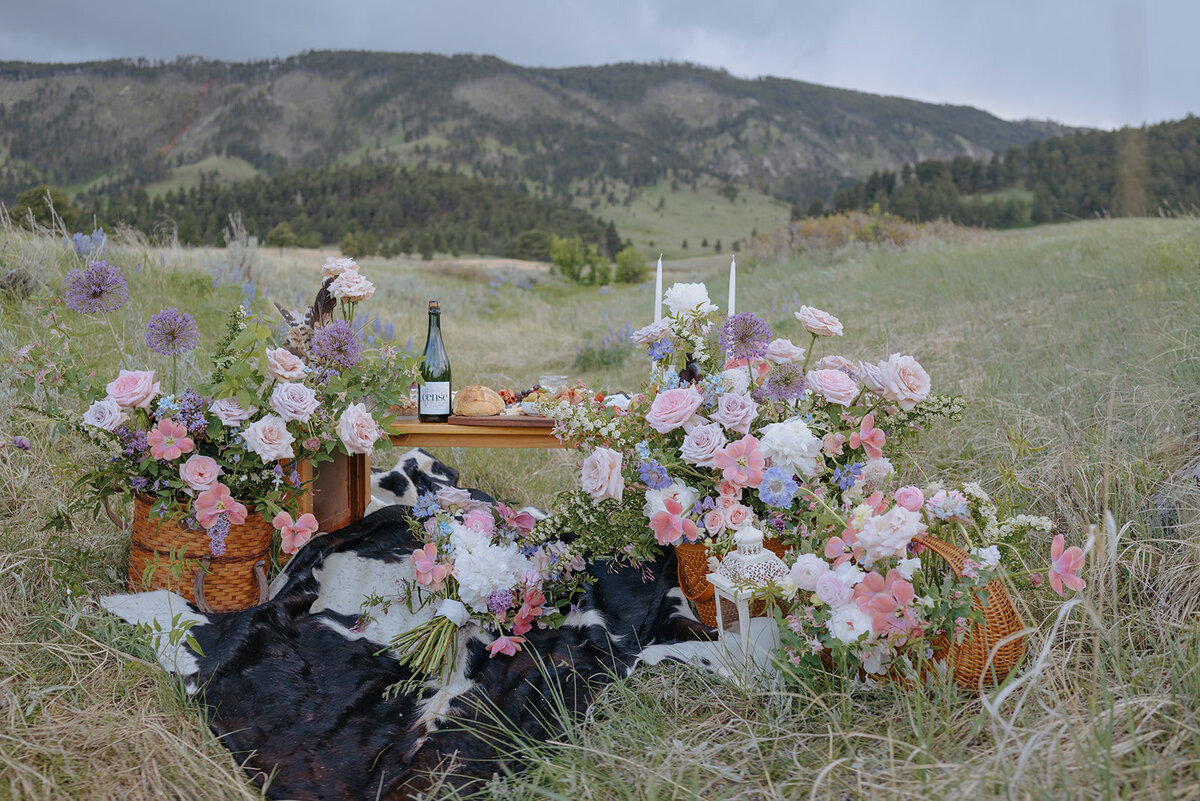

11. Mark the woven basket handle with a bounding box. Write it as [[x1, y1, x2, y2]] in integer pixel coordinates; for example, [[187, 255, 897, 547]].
[[194, 557, 270, 613], [675, 559, 715, 604]]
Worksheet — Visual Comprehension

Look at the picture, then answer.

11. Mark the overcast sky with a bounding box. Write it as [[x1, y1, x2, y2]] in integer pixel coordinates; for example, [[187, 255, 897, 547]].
[[0, 0, 1193, 129]]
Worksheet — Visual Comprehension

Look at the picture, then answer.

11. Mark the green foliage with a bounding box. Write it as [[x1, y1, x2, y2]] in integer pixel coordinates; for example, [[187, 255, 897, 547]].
[[613, 245, 647, 284], [550, 234, 586, 281], [340, 229, 378, 259], [264, 221, 298, 248], [10, 184, 79, 230], [506, 229, 553, 261]]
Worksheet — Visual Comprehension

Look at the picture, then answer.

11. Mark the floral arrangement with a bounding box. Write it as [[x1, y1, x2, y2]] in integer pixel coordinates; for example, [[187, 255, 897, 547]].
[[537, 281, 1086, 680], [375, 487, 590, 680], [11, 253, 419, 557]]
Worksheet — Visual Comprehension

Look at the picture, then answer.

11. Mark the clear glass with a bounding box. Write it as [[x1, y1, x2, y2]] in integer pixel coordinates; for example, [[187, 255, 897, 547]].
[[538, 374, 568, 394]]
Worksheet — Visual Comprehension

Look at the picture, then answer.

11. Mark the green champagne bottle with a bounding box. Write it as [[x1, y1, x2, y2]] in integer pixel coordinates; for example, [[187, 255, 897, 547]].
[[418, 300, 452, 422]]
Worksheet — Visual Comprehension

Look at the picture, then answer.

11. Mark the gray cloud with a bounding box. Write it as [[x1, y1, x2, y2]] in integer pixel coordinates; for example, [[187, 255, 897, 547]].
[[0, 0, 1193, 128]]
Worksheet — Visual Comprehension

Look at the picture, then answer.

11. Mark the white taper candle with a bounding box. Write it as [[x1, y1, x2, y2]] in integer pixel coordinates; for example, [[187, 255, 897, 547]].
[[728, 254, 736, 316], [654, 254, 663, 323]]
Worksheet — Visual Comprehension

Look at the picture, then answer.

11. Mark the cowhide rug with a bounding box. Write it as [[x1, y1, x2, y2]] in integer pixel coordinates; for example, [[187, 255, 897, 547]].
[[101, 449, 724, 800]]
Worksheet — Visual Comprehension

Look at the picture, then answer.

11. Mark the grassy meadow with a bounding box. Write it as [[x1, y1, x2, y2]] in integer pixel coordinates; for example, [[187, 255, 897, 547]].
[[1, 214, 1199, 799]]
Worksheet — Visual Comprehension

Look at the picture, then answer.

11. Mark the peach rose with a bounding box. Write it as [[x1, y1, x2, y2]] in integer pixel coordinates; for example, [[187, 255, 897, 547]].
[[179, 454, 222, 492], [580, 447, 624, 504], [241, 414, 296, 461], [703, 509, 725, 535], [106, 370, 160, 410], [270, 382, 320, 423], [813, 355, 856, 374], [645, 387, 704, 434], [266, 347, 307, 382], [878, 353, 931, 411], [764, 337, 807, 364], [337, 403, 381, 455], [209, 397, 257, 426], [795, 305, 844, 337], [724, 503, 752, 529], [321, 257, 358, 277], [806, 368, 859, 406], [329, 269, 376, 303]]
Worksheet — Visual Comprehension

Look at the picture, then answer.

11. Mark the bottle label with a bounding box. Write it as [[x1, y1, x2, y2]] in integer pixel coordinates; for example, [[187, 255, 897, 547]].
[[419, 382, 451, 415]]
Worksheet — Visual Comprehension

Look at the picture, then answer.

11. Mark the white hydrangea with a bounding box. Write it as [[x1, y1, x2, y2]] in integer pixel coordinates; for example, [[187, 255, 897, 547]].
[[454, 541, 531, 613]]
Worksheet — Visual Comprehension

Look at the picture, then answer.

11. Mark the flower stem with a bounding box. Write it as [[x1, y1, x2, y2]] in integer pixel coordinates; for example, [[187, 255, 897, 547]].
[[800, 333, 818, 373]]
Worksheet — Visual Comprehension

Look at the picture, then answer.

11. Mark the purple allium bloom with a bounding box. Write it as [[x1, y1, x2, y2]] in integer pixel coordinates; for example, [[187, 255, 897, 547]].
[[761, 363, 807, 401], [145, 307, 200, 356], [12, 436, 31, 451], [638, 460, 672, 490], [758, 466, 798, 508], [309, 320, 361, 370], [647, 341, 674, 362], [208, 513, 230, 556], [719, 312, 771, 361], [487, 589, 514, 617], [64, 260, 129, 315]]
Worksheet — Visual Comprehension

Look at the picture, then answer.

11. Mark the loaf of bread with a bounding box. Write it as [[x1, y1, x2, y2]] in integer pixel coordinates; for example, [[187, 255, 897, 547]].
[[452, 384, 505, 416]]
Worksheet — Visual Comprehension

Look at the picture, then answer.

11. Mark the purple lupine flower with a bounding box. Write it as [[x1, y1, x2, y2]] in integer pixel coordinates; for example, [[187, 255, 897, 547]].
[[64, 260, 129, 315], [145, 308, 200, 356], [719, 312, 771, 361], [12, 436, 31, 451], [309, 320, 361, 370]]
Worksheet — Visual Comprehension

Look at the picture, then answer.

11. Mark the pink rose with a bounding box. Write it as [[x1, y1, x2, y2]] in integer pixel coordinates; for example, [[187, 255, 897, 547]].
[[718, 494, 741, 511], [82, 397, 126, 431], [878, 353, 931, 411], [580, 447, 624, 503], [106, 369, 160, 410], [265, 347, 308, 382], [209, 397, 257, 426], [857, 506, 926, 563], [329, 269, 375, 303], [270, 382, 320, 422], [179, 454, 221, 492], [463, 508, 495, 536], [337, 403, 381, 455], [436, 486, 488, 514], [822, 432, 847, 456], [242, 414, 296, 461], [813, 355, 856, 374], [894, 486, 924, 512], [710, 392, 758, 435], [630, 320, 671, 344], [806, 369, 859, 406], [795, 305, 844, 337], [703, 509, 725, 535], [764, 338, 807, 364], [645, 387, 704, 434], [273, 511, 320, 555], [857, 360, 887, 394], [724, 503, 751, 529], [680, 423, 727, 468], [815, 572, 853, 607], [716, 479, 741, 499]]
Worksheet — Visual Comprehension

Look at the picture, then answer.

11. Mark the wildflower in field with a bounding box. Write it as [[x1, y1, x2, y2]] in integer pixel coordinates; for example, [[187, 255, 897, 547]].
[[64, 260, 128, 315], [309, 320, 362, 370], [146, 419, 194, 460], [145, 307, 200, 356], [11, 436, 31, 451], [1048, 534, 1085, 596], [274, 511, 320, 555], [719, 312, 771, 361]]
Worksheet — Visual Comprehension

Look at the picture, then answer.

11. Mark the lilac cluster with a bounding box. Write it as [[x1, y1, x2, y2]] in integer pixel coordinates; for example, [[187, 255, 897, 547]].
[[146, 308, 200, 356], [207, 513, 230, 556], [174, 390, 210, 435], [309, 320, 361, 370], [64, 260, 129, 315], [487, 589, 514, 616], [114, 425, 149, 457], [761, 363, 807, 401], [719, 312, 771, 361]]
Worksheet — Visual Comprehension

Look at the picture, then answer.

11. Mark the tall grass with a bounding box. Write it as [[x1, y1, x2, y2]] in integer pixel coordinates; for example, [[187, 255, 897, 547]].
[[1, 215, 1198, 799]]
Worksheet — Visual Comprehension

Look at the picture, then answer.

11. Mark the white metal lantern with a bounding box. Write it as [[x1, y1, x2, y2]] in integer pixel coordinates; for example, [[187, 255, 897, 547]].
[[706, 527, 787, 671]]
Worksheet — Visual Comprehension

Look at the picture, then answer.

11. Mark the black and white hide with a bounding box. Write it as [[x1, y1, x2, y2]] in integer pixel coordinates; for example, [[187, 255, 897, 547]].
[[101, 450, 722, 800]]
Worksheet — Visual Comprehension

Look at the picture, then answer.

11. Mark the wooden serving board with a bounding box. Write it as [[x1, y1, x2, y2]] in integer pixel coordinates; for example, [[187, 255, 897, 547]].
[[447, 414, 554, 428]]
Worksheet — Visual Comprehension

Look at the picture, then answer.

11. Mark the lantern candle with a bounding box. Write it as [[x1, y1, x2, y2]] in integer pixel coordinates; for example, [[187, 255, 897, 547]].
[[654, 254, 663, 323], [728, 255, 736, 316]]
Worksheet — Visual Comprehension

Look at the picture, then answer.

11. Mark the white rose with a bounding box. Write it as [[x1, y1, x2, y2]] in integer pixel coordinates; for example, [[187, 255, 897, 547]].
[[764, 338, 807, 364], [270, 382, 321, 423], [329, 269, 376, 303], [337, 402, 381, 455], [680, 423, 727, 468], [663, 282, 718, 316], [630, 320, 671, 344], [795, 305, 844, 337], [826, 603, 873, 644], [790, 553, 830, 591], [241, 414, 296, 461], [857, 360, 887, 394], [857, 506, 926, 563], [643, 482, 699, 519], [580, 447, 625, 504], [878, 353, 931, 411], [759, 418, 824, 478], [82, 397, 126, 432], [266, 347, 308, 382], [322, 257, 358, 277]]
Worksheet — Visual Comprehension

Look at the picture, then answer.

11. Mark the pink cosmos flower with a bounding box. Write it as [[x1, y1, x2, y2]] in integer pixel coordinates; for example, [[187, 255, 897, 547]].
[[712, 435, 765, 488], [848, 413, 886, 461], [147, 418, 194, 461], [410, 543, 453, 590], [824, 529, 862, 567], [497, 502, 536, 534], [648, 497, 699, 546], [193, 483, 248, 529], [1048, 534, 1085, 596], [487, 634, 526, 658], [273, 511, 320, 555]]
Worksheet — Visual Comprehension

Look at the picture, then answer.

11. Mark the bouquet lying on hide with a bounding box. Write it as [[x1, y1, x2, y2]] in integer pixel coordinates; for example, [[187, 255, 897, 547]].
[[373, 489, 590, 682], [10, 253, 418, 557], [537, 281, 1086, 681]]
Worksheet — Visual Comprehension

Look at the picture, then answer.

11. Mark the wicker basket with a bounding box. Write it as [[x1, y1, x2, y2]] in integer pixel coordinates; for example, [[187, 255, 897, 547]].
[[675, 538, 788, 627], [914, 533, 1026, 689], [127, 495, 272, 613]]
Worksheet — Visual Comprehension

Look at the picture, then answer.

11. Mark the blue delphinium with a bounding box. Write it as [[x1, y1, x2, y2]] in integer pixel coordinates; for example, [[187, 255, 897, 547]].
[[758, 466, 799, 508], [647, 340, 674, 361], [638, 460, 672, 490], [412, 492, 440, 519], [832, 462, 863, 491]]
